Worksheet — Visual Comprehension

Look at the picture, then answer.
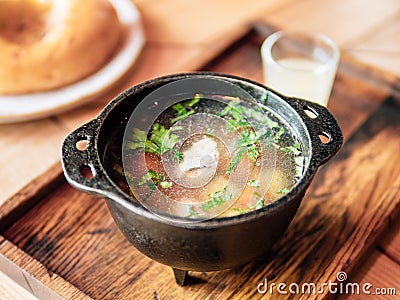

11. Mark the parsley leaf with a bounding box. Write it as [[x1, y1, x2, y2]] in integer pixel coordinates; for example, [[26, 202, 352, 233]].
[[126, 124, 180, 156], [281, 142, 301, 156], [227, 148, 246, 175], [277, 188, 290, 194], [200, 187, 232, 211], [247, 179, 260, 187], [170, 94, 202, 124], [137, 169, 172, 189], [188, 206, 201, 218]]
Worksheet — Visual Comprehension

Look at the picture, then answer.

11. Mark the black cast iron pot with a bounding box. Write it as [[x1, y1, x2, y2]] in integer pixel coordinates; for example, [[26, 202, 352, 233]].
[[61, 72, 342, 285]]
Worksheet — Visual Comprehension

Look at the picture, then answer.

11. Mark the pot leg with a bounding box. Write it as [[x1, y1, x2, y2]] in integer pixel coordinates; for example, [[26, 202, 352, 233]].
[[172, 268, 188, 285]]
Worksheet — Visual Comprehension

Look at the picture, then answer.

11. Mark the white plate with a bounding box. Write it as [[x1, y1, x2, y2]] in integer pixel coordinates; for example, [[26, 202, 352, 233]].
[[0, 0, 145, 124]]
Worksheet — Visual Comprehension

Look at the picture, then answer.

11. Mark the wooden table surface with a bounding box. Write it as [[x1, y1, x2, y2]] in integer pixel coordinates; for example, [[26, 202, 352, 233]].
[[0, 0, 399, 299]]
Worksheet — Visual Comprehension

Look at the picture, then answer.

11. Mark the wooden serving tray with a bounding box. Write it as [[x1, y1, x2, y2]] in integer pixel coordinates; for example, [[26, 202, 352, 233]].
[[1, 25, 399, 300]]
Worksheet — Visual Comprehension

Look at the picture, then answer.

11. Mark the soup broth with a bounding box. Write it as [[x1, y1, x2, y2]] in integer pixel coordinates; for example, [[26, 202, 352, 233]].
[[104, 94, 305, 219]]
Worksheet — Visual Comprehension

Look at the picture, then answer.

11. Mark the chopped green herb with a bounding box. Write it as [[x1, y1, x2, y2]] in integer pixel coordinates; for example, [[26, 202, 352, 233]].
[[273, 127, 285, 143], [247, 193, 265, 210], [160, 181, 173, 189], [171, 149, 184, 162], [150, 123, 180, 153], [244, 192, 265, 211], [238, 129, 260, 163], [259, 128, 272, 139], [253, 191, 262, 199], [185, 94, 202, 107], [137, 169, 172, 189], [170, 104, 195, 124], [125, 128, 147, 151], [219, 99, 284, 171], [143, 181, 157, 202], [200, 187, 232, 211], [170, 95, 202, 124], [229, 207, 251, 214], [137, 169, 158, 186], [281, 142, 301, 156], [218, 97, 240, 117], [126, 124, 181, 157], [227, 148, 246, 175], [255, 198, 265, 209], [277, 188, 290, 194], [247, 179, 260, 188], [248, 109, 279, 129], [231, 107, 243, 121], [263, 117, 279, 129], [137, 173, 151, 186], [188, 206, 201, 218], [261, 92, 269, 105]]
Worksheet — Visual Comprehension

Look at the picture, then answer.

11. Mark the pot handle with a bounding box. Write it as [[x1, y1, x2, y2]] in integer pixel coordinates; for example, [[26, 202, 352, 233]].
[[287, 98, 343, 166], [61, 119, 116, 198]]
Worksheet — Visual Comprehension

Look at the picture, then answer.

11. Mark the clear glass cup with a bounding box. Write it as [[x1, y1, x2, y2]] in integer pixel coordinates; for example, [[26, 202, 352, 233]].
[[260, 31, 340, 107]]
